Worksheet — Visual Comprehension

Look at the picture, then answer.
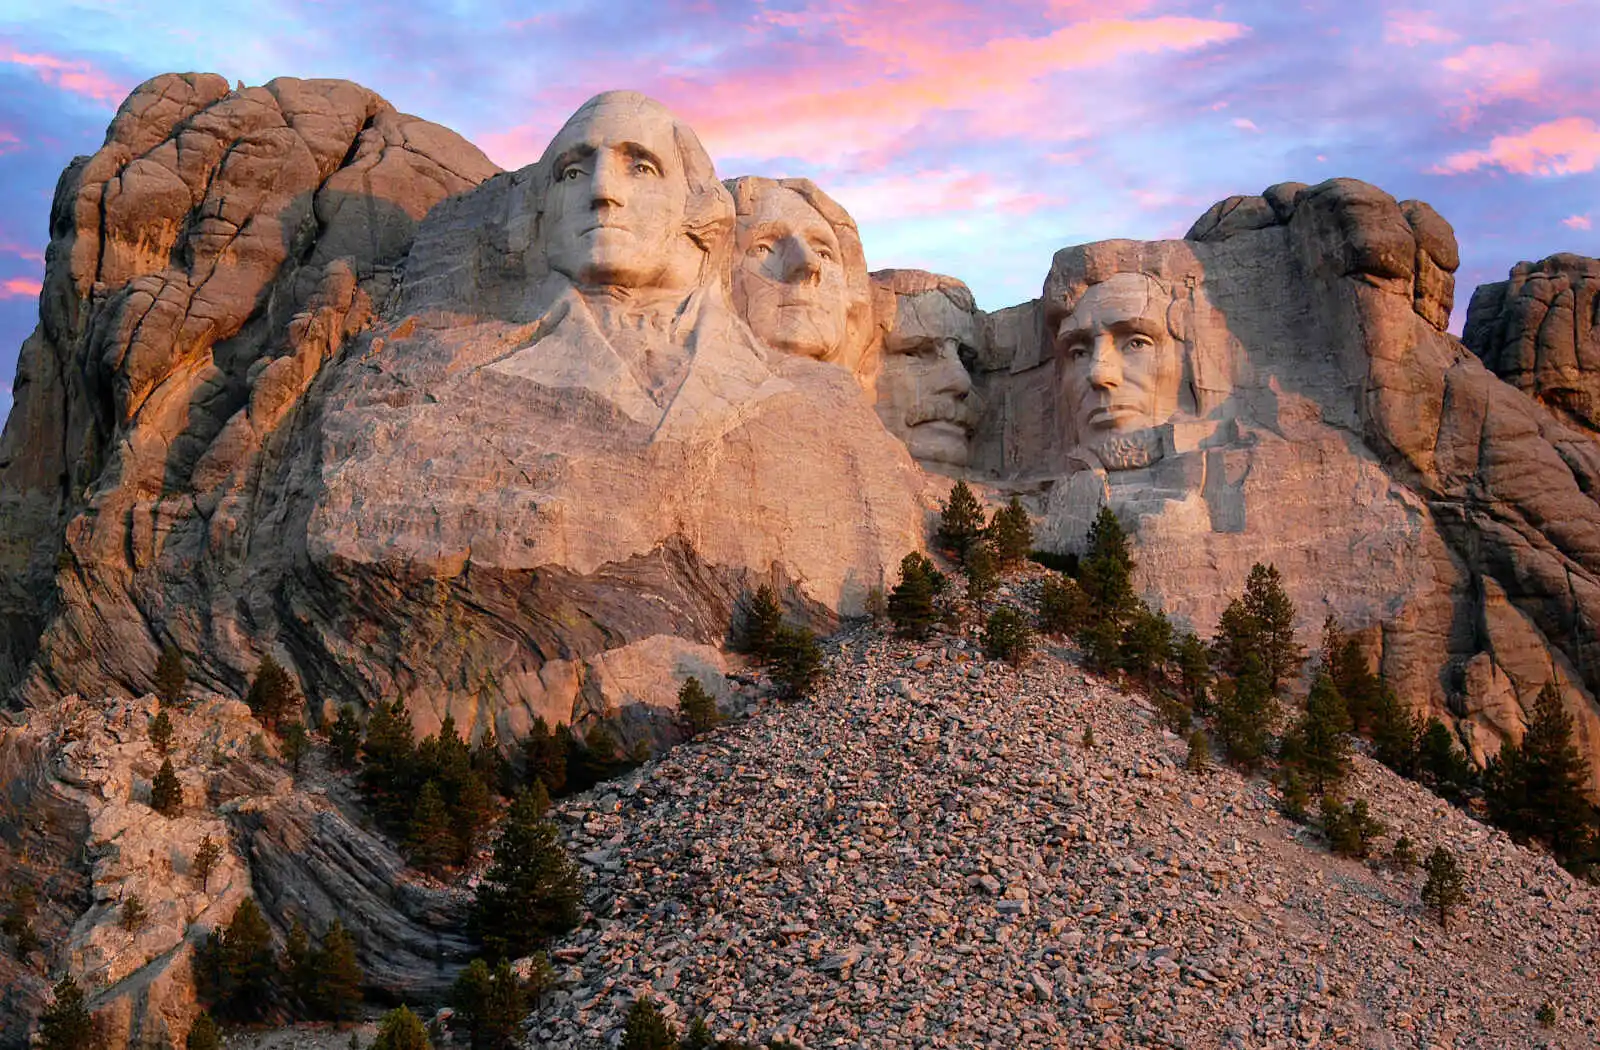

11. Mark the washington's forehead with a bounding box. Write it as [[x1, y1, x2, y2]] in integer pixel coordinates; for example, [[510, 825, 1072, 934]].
[[552, 102, 679, 156]]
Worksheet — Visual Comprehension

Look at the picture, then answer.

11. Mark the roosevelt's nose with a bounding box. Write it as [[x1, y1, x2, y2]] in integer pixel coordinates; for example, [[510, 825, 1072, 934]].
[[1087, 333, 1122, 390], [779, 238, 823, 285]]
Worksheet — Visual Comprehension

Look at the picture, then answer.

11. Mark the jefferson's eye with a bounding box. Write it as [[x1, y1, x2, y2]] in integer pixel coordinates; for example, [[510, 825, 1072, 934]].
[[632, 160, 660, 176], [1126, 335, 1154, 352], [748, 244, 771, 258], [816, 248, 835, 262]]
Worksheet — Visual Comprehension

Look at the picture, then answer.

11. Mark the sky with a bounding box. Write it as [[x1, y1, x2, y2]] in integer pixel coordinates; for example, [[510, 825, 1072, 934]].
[[1, 0, 1598, 428]]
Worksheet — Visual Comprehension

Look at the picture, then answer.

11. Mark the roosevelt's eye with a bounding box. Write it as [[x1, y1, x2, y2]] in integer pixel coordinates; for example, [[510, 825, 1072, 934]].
[[632, 159, 661, 177]]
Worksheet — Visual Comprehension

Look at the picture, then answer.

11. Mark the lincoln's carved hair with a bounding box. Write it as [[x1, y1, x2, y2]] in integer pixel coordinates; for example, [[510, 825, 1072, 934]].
[[536, 91, 736, 292]]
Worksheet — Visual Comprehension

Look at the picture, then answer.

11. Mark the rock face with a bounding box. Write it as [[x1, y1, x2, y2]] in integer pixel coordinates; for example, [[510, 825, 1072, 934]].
[[0, 693, 471, 1047], [967, 180, 1600, 782]]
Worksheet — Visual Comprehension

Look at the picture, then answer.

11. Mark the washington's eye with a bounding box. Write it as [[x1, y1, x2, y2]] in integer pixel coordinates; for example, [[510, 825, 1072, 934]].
[[558, 166, 582, 182], [632, 160, 660, 176]]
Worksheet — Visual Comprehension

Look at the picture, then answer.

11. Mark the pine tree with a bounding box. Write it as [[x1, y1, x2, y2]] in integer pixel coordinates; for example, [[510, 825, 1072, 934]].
[[1214, 654, 1273, 770], [1388, 835, 1419, 872], [316, 920, 363, 1023], [1037, 574, 1088, 637], [199, 896, 278, 1022], [1280, 771, 1310, 822], [1421, 846, 1466, 931], [471, 727, 508, 795], [1369, 686, 1423, 777], [407, 781, 457, 875], [963, 540, 999, 612], [982, 607, 1033, 664], [1210, 597, 1259, 681], [151, 758, 184, 816], [246, 654, 298, 733], [887, 553, 939, 640], [772, 624, 825, 699], [1322, 796, 1385, 858], [988, 496, 1033, 568], [185, 1011, 221, 1050], [1079, 506, 1134, 622], [1176, 632, 1212, 713], [192, 834, 223, 892], [937, 481, 985, 562], [1286, 674, 1352, 793], [471, 789, 582, 961], [360, 698, 418, 832], [1078, 616, 1122, 673], [283, 919, 319, 1016], [1319, 618, 1380, 733], [521, 717, 568, 796], [452, 957, 528, 1050], [37, 975, 93, 1050], [1485, 682, 1597, 862], [282, 722, 311, 777], [451, 772, 496, 867], [155, 644, 187, 705], [328, 704, 362, 770], [1419, 718, 1474, 802], [1119, 601, 1172, 679], [1242, 563, 1299, 691], [741, 584, 784, 662], [677, 676, 721, 735], [149, 710, 174, 755], [1185, 730, 1210, 773], [683, 1017, 715, 1050], [621, 996, 679, 1050], [371, 1006, 432, 1050], [120, 895, 147, 933]]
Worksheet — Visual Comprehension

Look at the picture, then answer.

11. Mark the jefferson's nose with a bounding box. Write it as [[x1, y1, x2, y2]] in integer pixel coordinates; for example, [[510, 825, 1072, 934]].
[[933, 340, 972, 396], [780, 238, 823, 284], [1087, 334, 1122, 390]]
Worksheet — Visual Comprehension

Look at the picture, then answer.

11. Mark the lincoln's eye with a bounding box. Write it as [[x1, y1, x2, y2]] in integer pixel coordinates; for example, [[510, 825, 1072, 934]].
[[1066, 343, 1089, 359]]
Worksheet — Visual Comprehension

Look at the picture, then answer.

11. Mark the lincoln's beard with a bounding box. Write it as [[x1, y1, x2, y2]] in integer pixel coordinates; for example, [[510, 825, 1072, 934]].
[[1087, 428, 1163, 471]]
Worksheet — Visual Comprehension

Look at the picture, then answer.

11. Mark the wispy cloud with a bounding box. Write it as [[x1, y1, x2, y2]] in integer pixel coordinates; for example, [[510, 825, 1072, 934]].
[[1383, 11, 1460, 47], [1433, 117, 1600, 176], [0, 277, 41, 299], [1564, 215, 1593, 231], [0, 45, 126, 105]]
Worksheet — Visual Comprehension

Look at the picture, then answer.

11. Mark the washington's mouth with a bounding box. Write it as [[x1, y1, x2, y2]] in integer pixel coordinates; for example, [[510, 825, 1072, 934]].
[[907, 401, 976, 433]]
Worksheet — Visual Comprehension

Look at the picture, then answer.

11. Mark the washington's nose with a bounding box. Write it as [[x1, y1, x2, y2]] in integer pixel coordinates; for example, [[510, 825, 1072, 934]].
[[1087, 334, 1122, 389], [780, 238, 823, 284], [588, 155, 628, 209]]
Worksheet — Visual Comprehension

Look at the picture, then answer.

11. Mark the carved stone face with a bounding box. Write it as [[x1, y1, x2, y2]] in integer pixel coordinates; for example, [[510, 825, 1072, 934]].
[[1057, 272, 1181, 457], [732, 186, 849, 360], [877, 290, 979, 467], [543, 95, 696, 292]]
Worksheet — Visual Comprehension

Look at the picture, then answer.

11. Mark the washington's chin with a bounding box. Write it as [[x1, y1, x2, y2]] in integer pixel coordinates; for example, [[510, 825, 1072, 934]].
[[904, 420, 972, 467]]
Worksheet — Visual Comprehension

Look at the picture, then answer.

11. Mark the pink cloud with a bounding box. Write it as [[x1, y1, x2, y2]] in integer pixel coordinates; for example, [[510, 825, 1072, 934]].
[[827, 169, 1060, 222], [1564, 215, 1593, 230], [1383, 12, 1460, 47], [0, 239, 44, 265], [1438, 42, 1548, 112], [1231, 118, 1259, 132], [476, 15, 1247, 171], [0, 128, 17, 153], [0, 45, 126, 105], [1433, 117, 1600, 176], [0, 277, 42, 299]]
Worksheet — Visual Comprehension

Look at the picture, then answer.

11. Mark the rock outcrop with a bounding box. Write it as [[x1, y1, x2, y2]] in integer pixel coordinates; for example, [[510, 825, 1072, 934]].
[[0, 692, 470, 1047], [967, 180, 1600, 782]]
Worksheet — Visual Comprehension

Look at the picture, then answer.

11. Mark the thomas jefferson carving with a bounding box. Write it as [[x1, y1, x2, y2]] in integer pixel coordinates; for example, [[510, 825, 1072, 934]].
[[726, 176, 875, 377]]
